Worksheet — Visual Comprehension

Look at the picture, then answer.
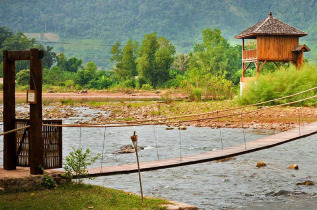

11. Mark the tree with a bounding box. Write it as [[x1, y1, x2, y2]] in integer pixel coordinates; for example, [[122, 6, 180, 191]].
[[76, 62, 97, 86], [39, 45, 57, 69], [43, 66, 63, 85], [190, 28, 241, 84], [110, 39, 138, 81], [137, 33, 175, 87], [173, 54, 190, 72], [1, 31, 37, 72], [16, 69, 30, 86], [56, 53, 67, 71], [66, 57, 83, 72]]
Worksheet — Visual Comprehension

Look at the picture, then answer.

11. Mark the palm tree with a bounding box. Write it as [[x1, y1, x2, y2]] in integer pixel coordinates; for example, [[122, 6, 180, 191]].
[[173, 54, 189, 72]]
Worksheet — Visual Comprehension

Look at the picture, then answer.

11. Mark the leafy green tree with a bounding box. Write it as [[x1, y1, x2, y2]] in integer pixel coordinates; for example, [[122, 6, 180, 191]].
[[43, 66, 63, 85], [76, 62, 97, 86], [137, 33, 175, 87], [1, 31, 37, 72], [66, 57, 83, 72], [39, 45, 57, 69], [56, 53, 67, 71], [16, 69, 30, 86], [173, 54, 190, 72], [0, 26, 13, 49], [111, 39, 138, 81], [190, 28, 241, 84]]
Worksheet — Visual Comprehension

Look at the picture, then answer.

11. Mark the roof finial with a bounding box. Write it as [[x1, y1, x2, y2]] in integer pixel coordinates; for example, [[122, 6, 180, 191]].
[[269, 11, 272, 17]]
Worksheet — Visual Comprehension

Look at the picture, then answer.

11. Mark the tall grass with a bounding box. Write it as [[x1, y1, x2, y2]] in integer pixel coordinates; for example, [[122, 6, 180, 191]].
[[238, 64, 317, 106]]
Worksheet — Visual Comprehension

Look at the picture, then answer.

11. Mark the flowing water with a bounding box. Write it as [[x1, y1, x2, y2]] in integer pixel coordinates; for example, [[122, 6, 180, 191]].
[[0, 106, 316, 209]]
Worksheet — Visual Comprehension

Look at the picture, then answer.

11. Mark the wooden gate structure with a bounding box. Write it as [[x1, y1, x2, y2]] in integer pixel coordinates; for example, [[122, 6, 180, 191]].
[[3, 49, 62, 175]]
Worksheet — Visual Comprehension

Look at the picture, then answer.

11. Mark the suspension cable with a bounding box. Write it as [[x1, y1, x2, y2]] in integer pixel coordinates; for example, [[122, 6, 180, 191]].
[[0, 126, 30, 136], [100, 126, 107, 171], [152, 124, 160, 160]]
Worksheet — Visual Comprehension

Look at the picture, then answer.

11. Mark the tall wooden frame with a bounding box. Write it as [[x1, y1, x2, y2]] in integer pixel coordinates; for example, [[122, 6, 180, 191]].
[[3, 49, 44, 175]]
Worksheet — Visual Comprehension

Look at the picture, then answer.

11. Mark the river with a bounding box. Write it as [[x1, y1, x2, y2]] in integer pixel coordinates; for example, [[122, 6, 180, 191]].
[[0, 106, 316, 209]]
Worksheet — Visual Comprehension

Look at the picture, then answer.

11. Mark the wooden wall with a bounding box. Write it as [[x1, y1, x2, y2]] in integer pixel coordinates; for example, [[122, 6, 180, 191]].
[[257, 36, 299, 61]]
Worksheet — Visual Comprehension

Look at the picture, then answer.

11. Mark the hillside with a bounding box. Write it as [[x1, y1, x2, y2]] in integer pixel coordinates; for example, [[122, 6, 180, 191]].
[[1, 0, 316, 68]]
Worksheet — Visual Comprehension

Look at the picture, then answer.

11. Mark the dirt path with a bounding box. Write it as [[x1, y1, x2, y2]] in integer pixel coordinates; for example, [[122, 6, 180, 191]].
[[0, 91, 186, 101]]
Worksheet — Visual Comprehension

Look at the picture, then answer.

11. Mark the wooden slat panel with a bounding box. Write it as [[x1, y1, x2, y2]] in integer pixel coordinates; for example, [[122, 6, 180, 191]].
[[257, 36, 299, 61]]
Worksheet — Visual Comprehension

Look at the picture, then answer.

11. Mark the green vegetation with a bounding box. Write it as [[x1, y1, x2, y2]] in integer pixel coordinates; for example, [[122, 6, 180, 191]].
[[63, 147, 100, 183], [1, 0, 316, 68], [0, 183, 168, 209], [239, 64, 317, 106], [0, 26, 240, 101]]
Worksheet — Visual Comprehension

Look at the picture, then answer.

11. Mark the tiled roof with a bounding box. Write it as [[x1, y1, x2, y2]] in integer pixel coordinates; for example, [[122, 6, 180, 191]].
[[235, 12, 307, 39]]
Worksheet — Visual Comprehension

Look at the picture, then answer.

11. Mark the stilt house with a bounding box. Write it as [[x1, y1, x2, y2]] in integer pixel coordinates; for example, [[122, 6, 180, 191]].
[[235, 12, 310, 84]]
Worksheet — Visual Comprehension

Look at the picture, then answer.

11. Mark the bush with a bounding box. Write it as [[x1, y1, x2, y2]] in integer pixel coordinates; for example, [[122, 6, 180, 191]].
[[63, 147, 100, 184], [190, 88, 203, 101], [238, 64, 317, 106], [141, 84, 153, 90]]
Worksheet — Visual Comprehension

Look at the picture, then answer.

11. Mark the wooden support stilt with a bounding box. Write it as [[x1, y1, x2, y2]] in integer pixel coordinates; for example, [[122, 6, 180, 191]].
[[3, 51, 16, 170], [29, 48, 44, 175]]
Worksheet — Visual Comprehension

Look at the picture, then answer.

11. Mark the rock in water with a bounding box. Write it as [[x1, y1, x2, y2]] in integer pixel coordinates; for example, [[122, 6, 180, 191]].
[[116, 145, 144, 154], [166, 126, 174, 130], [287, 164, 299, 170], [215, 156, 236, 163], [256, 161, 267, 168], [296, 181, 315, 186], [178, 126, 187, 130]]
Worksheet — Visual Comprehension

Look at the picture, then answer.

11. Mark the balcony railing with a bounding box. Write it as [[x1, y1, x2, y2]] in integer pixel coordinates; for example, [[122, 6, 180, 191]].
[[243, 49, 257, 59]]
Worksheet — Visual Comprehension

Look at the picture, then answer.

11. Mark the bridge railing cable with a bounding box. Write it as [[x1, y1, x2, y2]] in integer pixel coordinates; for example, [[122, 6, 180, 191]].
[[42, 94, 317, 128], [64, 86, 317, 126], [0, 126, 30, 136]]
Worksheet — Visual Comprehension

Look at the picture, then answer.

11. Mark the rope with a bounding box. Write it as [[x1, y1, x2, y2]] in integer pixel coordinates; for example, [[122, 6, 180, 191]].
[[79, 127, 82, 148], [240, 111, 247, 150], [298, 107, 301, 135], [152, 124, 160, 160], [178, 122, 182, 162], [41, 94, 317, 129], [217, 111, 224, 149], [100, 126, 107, 171], [72, 86, 317, 126], [0, 126, 30, 136]]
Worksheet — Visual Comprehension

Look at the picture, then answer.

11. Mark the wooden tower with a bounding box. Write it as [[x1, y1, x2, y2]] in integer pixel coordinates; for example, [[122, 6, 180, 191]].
[[235, 12, 310, 82]]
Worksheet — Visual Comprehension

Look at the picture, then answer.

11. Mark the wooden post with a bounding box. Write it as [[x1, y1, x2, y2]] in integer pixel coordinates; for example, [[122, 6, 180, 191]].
[[256, 61, 260, 76], [242, 39, 245, 78], [29, 48, 44, 175], [3, 51, 16, 170]]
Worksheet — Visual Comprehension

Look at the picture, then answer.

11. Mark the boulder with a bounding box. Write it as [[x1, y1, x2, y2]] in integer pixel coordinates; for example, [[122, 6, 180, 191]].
[[178, 126, 187, 130], [287, 164, 299, 170], [256, 161, 267, 168], [296, 181, 315, 186], [116, 145, 144, 154]]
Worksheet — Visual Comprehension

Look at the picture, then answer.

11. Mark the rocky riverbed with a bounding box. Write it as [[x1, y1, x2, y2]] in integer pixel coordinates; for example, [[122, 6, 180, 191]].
[[3, 101, 317, 132]]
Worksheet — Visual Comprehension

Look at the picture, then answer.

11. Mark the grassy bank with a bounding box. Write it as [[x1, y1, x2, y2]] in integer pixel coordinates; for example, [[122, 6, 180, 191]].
[[0, 183, 168, 209]]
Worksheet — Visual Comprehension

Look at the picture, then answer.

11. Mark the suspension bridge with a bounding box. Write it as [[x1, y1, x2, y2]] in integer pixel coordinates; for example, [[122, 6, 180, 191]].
[[1, 85, 317, 177], [85, 121, 317, 177]]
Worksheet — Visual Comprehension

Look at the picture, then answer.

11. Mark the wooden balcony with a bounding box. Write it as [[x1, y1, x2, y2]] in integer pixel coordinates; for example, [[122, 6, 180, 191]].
[[243, 49, 257, 60]]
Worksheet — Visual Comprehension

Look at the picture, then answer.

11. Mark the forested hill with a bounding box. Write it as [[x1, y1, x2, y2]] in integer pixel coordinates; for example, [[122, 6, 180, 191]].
[[1, 0, 317, 67]]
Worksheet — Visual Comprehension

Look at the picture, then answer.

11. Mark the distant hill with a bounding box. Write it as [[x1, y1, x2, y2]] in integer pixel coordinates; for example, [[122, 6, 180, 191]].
[[1, 0, 316, 68]]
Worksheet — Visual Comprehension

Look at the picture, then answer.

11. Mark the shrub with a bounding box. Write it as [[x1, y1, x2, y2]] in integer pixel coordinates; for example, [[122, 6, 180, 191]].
[[141, 84, 153, 90], [190, 88, 203, 101], [63, 147, 100, 184], [238, 64, 317, 106]]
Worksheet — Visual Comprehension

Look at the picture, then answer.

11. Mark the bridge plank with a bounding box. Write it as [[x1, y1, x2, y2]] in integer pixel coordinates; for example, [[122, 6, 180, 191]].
[[85, 122, 317, 177]]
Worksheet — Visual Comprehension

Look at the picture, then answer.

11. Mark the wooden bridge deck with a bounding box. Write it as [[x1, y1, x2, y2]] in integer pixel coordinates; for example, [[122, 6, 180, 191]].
[[86, 122, 317, 177]]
